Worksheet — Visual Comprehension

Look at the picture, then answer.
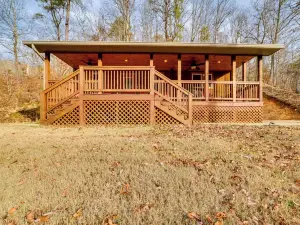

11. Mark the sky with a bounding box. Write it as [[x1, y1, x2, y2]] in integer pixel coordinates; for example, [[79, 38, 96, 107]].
[[25, 0, 252, 15]]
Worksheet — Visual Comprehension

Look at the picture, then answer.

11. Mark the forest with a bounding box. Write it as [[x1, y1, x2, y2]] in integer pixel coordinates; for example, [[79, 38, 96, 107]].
[[0, 0, 299, 110]]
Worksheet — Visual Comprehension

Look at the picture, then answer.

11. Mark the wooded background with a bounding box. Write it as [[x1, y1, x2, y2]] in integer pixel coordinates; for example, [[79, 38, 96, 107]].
[[0, 0, 299, 109]]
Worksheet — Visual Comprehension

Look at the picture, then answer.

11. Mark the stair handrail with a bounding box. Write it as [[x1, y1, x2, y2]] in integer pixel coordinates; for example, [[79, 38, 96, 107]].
[[154, 70, 190, 95], [40, 69, 80, 121], [43, 69, 80, 94], [154, 70, 193, 123]]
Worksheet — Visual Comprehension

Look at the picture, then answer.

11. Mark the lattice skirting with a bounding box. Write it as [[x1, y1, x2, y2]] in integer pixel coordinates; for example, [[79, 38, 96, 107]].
[[193, 106, 263, 123], [53, 106, 80, 126], [84, 100, 150, 125], [155, 107, 181, 125]]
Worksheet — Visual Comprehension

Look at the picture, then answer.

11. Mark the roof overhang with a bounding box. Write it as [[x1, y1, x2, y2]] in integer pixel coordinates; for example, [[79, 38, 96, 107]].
[[23, 41, 284, 56]]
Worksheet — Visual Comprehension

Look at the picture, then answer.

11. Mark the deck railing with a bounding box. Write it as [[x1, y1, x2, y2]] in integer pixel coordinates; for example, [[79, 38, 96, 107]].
[[176, 80, 260, 102], [41, 66, 261, 121], [181, 81, 206, 100], [81, 66, 151, 94]]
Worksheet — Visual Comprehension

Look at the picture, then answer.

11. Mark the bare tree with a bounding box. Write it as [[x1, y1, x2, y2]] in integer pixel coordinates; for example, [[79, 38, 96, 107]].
[[65, 0, 82, 40], [110, 0, 136, 41], [212, 0, 236, 43], [189, 0, 213, 42], [35, 0, 66, 41], [0, 0, 31, 104]]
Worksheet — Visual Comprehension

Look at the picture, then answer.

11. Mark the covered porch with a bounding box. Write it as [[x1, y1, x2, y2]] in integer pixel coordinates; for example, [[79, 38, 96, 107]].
[[45, 53, 262, 102], [23, 41, 284, 125]]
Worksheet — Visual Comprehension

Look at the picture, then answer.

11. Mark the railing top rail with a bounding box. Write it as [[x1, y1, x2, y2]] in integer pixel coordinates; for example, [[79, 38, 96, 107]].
[[236, 81, 260, 84], [81, 66, 153, 70], [180, 80, 206, 84], [43, 69, 80, 94], [208, 81, 233, 84], [154, 70, 190, 95]]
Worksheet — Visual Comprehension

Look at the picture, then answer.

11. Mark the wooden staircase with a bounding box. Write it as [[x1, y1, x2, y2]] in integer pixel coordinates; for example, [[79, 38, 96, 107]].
[[40, 67, 193, 125], [40, 69, 80, 125], [153, 70, 193, 125]]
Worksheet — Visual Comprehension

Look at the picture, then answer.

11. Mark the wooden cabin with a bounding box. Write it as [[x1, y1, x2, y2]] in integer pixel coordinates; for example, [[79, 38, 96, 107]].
[[23, 41, 284, 125]]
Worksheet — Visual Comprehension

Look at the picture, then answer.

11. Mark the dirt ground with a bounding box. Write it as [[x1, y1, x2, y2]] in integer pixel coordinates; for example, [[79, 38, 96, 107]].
[[0, 124, 299, 225], [263, 96, 300, 120]]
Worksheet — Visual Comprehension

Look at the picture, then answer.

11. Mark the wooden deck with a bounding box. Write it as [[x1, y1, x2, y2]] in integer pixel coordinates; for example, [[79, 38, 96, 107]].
[[40, 66, 263, 125]]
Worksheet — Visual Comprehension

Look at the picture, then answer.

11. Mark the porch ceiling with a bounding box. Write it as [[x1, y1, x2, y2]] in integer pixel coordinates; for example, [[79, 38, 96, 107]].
[[52, 53, 254, 71], [23, 41, 284, 56]]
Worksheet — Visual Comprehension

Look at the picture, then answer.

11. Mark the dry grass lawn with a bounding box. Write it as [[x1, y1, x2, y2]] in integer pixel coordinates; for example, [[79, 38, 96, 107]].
[[0, 124, 299, 225]]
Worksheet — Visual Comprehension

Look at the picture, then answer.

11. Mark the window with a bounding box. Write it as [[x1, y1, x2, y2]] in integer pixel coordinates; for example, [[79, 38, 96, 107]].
[[192, 73, 213, 80]]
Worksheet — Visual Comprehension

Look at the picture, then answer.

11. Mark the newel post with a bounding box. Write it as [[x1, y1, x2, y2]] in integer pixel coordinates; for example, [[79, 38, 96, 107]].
[[150, 66, 155, 125], [79, 66, 85, 126]]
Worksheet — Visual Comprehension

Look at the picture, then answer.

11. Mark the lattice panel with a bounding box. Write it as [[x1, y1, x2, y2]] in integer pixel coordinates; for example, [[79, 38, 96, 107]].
[[155, 107, 181, 125], [193, 106, 263, 123], [84, 100, 150, 125], [53, 107, 80, 126]]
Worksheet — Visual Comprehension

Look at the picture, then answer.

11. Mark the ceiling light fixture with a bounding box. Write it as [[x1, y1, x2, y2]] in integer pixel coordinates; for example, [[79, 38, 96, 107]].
[[164, 59, 168, 63], [125, 59, 128, 62]]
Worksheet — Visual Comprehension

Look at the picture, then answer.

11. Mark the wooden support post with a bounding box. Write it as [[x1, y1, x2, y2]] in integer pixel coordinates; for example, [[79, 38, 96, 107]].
[[98, 53, 103, 66], [188, 93, 193, 126], [150, 53, 154, 67], [258, 56, 263, 102], [177, 54, 182, 86], [79, 66, 85, 126], [98, 53, 103, 94], [205, 55, 209, 101], [242, 62, 247, 99], [40, 92, 47, 123], [232, 55, 237, 102], [150, 66, 155, 125], [242, 62, 247, 81], [44, 52, 50, 89]]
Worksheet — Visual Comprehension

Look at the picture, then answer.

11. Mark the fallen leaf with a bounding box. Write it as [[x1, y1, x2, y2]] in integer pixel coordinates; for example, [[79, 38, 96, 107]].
[[73, 208, 82, 219], [216, 212, 227, 219], [215, 221, 223, 225], [134, 203, 153, 213], [26, 211, 35, 224], [8, 207, 17, 215], [7, 220, 17, 225], [187, 212, 202, 222], [102, 215, 118, 225], [62, 190, 68, 197], [35, 215, 49, 223], [206, 215, 213, 223], [120, 183, 130, 195], [17, 179, 26, 185], [295, 179, 300, 187]]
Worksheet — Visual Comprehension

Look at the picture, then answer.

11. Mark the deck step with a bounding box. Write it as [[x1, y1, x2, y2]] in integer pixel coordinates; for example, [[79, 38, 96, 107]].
[[154, 101, 189, 125]]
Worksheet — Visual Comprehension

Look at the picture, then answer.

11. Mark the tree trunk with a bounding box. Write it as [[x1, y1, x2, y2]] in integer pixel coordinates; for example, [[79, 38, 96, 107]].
[[164, 0, 170, 41], [296, 76, 300, 93], [12, 0, 20, 106], [65, 0, 71, 41]]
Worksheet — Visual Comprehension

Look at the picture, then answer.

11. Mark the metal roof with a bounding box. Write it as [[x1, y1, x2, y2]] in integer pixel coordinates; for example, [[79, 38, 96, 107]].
[[23, 41, 284, 56]]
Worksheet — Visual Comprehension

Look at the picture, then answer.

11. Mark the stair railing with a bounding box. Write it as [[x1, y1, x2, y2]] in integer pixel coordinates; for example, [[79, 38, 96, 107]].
[[154, 70, 193, 124], [40, 69, 80, 121]]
